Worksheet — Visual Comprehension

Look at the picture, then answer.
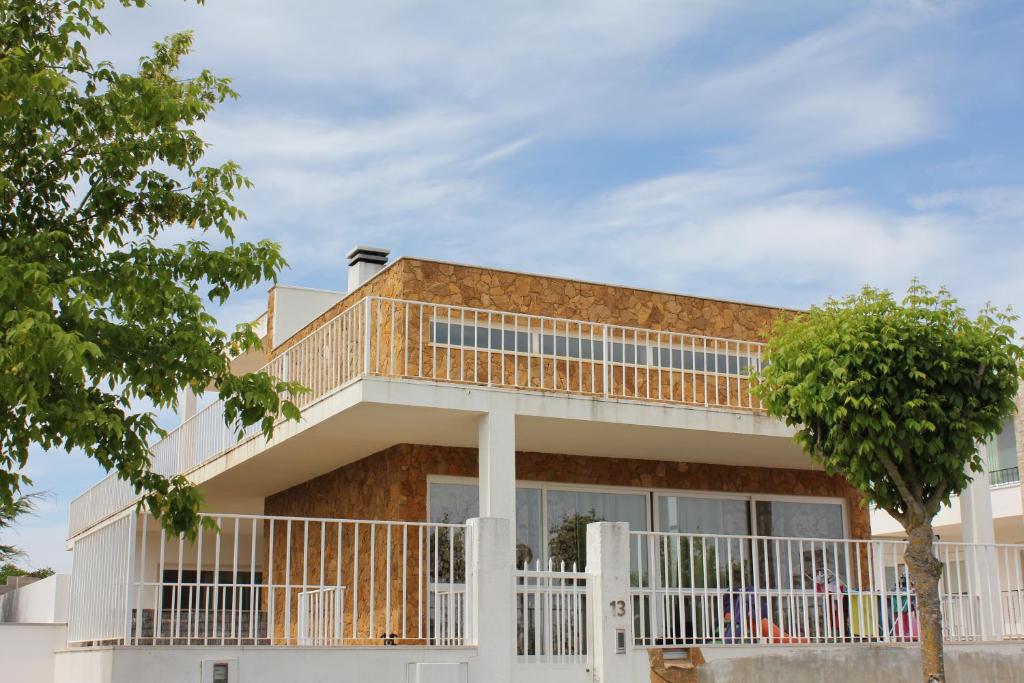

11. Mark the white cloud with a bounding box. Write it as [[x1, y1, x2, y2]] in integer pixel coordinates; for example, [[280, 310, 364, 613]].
[[911, 186, 1024, 221], [683, 9, 945, 166], [24, 0, 1019, 574]]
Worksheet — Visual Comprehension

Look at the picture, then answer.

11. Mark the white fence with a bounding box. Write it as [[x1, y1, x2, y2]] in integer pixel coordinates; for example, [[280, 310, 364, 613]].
[[68, 514, 135, 643], [515, 561, 589, 666], [297, 587, 344, 646], [67, 512, 469, 647], [629, 531, 1024, 647], [69, 296, 766, 539]]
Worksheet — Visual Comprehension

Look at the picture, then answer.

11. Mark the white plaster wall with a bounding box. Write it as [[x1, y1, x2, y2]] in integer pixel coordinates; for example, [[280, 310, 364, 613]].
[[0, 623, 66, 683], [54, 646, 476, 683], [872, 484, 1023, 540], [691, 643, 1024, 682], [53, 647, 113, 682], [48, 643, 1024, 683], [270, 286, 345, 349], [0, 574, 70, 623]]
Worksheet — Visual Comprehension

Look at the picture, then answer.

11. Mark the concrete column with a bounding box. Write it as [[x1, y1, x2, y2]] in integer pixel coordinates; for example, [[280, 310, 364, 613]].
[[961, 450, 995, 545], [1014, 389, 1024, 531], [178, 387, 198, 424], [466, 517, 514, 683], [586, 522, 633, 683], [961, 447, 1003, 638], [478, 411, 516, 525]]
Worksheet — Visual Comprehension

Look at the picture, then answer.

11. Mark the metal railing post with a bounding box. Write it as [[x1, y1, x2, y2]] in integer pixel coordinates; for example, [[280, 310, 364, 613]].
[[602, 325, 610, 398], [121, 511, 138, 644], [363, 297, 373, 375]]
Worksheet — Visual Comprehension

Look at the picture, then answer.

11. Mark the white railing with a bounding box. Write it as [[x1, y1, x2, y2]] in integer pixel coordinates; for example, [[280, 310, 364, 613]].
[[67, 299, 368, 538], [67, 511, 470, 647], [361, 297, 764, 410], [69, 296, 766, 538], [298, 586, 345, 645], [67, 513, 135, 644], [515, 561, 589, 665], [629, 531, 1024, 647]]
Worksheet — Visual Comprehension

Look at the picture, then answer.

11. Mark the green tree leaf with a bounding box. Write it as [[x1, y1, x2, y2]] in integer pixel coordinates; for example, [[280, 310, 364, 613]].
[[0, 0, 300, 538], [753, 281, 1022, 681]]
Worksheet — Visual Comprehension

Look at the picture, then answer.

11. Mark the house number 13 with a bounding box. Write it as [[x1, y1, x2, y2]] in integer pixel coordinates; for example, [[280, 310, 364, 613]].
[[609, 599, 626, 616]]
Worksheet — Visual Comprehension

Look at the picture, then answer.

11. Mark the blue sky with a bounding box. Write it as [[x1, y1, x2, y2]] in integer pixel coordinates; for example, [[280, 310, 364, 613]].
[[9, 0, 1024, 572]]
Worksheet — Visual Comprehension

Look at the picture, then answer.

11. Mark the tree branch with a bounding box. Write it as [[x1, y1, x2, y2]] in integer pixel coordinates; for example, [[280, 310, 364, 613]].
[[924, 481, 949, 517], [875, 449, 925, 519]]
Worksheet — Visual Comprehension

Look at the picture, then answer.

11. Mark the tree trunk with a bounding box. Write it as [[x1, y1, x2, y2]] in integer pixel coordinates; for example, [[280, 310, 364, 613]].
[[904, 521, 945, 682]]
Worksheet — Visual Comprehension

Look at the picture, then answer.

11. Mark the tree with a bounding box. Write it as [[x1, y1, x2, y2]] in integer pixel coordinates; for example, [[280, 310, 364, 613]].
[[0, 492, 38, 562], [548, 511, 603, 570], [754, 282, 1022, 682], [1, 562, 55, 582], [1, 0, 302, 536]]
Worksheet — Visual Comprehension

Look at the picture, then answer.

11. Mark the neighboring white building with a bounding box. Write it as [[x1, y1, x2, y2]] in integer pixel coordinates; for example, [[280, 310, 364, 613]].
[[872, 417, 1024, 544], [6, 248, 1024, 682]]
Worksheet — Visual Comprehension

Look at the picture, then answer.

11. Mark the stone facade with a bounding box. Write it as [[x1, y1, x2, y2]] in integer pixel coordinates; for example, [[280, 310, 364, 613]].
[[263, 445, 870, 643], [268, 257, 790, 355], [266, 444, 870, 537], [254, 258, 832, 642], [263, 257, 787, 412]]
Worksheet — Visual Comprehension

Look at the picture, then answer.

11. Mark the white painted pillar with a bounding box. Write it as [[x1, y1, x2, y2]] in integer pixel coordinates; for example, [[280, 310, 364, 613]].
[[478, 411, 516, 525], [466, 517, 514, 683], [587, 522, 633, 683], [178, 387, 199, 424], [961, 450, 1004, 638]]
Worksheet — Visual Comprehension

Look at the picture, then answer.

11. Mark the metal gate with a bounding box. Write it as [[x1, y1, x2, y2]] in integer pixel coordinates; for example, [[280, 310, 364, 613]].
[[513, 561, 593, 682]]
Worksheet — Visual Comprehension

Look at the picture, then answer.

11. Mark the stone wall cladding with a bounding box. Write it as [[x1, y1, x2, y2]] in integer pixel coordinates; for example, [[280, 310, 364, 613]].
[[257, 385, 1020, 645], [264, 444, 870, 643], [268, 257, 791, 358], [266, 444, 870, 538]]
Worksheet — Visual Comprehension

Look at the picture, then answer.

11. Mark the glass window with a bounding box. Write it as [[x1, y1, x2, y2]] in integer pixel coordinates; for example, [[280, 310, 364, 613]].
[[430, 321, 531, 353], [988, 417, 1018, 473], [428, 482, 542, 568], [656, 495, 750, 535], [754, 500, 844, 539], [652, 496, 752, 596], [546, 489, 648, 570], [516, 488, 542, 568], [428, 482, 478, 525], [429, 320, 761, 375], [754, 500, 846, 593]]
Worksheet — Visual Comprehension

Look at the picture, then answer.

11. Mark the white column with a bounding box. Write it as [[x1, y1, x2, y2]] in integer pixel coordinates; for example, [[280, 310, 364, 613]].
[[587, 522, 633, 683], [478, 411, 516, 524], [961, 450, 1003, 638], [178, 387, 199, 424], [467, 517, 514, 683]]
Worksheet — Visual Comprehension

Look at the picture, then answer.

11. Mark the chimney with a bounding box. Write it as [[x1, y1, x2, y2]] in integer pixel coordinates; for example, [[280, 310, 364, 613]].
[[347, 246, 390, 291]]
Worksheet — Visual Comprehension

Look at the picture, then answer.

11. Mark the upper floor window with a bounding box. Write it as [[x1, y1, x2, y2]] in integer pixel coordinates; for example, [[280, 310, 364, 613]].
[[429, 319, 762, 376], [987, 417, 1019, 482]]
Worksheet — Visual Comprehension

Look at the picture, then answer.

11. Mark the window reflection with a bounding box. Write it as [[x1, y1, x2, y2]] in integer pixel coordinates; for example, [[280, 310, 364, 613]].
[[657, 496, 750, 535], [428, 482, 542, 568], [987, 417, 1018, 473], [546, 490, 648, 570]]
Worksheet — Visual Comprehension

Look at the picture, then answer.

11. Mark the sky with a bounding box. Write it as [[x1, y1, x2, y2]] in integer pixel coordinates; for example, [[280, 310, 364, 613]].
[[8, 0, 1024, 572]]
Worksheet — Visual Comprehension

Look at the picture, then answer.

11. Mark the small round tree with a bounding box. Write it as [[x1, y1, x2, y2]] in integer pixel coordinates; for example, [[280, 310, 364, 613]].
[[754, 282, 1022, 683]]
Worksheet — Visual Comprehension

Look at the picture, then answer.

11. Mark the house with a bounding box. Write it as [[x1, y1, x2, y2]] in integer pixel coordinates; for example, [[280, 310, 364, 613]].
[[14, 247, 1024, 682], [872, 410, 1023, 545]]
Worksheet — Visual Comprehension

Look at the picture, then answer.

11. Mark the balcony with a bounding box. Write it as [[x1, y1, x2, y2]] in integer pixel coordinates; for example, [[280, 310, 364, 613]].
[[68, 296, 768, 538], [990, 466, 1021, 488], [66, 511, 1024, 650]]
